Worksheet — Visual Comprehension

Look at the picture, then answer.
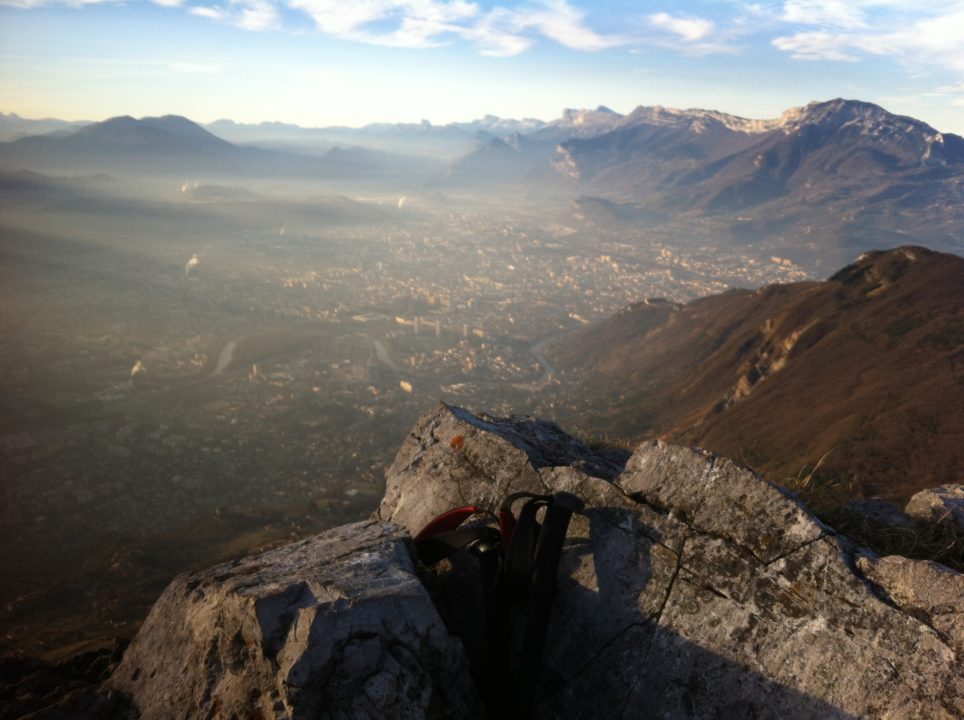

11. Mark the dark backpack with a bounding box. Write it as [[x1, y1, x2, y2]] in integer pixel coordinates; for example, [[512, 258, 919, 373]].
[[413, 491, 584, 719]]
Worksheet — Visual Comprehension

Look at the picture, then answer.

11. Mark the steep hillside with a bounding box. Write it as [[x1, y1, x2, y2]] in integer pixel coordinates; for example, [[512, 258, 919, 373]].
[[547, 246, 964, 502]]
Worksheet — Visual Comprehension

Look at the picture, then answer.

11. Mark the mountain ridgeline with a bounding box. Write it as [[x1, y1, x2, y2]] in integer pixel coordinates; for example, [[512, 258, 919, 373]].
[[1, 99, 962, 269], [546, 246, 964, 503]]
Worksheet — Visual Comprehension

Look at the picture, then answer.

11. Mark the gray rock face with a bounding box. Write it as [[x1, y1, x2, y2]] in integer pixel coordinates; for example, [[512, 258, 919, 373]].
[[381, 403, 964, 720], [905, 484, 964, 530], [106, 520, 482, 720], [110, 403, 961, 719], [378, 402, 627, 534]]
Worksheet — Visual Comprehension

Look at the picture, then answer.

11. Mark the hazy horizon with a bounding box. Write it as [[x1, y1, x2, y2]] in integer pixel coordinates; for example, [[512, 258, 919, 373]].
[[5, 94, 961, 136]]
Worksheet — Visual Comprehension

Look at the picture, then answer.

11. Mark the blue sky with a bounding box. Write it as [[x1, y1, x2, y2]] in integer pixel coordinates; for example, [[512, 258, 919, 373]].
[[1, 1, 963, 132]]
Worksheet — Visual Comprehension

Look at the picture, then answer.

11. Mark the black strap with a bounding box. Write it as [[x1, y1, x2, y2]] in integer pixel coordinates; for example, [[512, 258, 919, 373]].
[[511, 493, 582, 718]]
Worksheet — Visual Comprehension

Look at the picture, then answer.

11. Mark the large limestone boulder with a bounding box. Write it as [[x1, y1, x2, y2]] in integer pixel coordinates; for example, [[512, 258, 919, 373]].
[[106, 520, 482, 720], [382, 403, 964, 720]]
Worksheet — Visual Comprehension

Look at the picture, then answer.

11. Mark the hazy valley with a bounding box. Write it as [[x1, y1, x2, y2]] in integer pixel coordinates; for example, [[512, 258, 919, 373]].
[[1, 99, 962, 658]]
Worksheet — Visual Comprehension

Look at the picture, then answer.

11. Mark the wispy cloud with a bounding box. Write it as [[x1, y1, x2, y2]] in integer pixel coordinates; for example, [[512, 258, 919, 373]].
[[643, 10, 739, 56], [5, 0, 963, 77], [780, 0, 868, 29], [772, 31, 886, 61], [0, 0, 115, 7], [283, 0, 625, 55], [772, 2, 964, 71], [523, 0, 625, 52], [458, 1, 626, 57], [289, 0, 477, 48], [461, 8, 535, 57], [649, 12, 714, 43], [189, 0, 279, 31]]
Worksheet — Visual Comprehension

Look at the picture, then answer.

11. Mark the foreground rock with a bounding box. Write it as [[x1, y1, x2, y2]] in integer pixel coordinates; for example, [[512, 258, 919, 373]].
[[108, 402, 961, 719], [381, 403, 963, 719], [906, 484, 964, 530], [106, 520, 482, 719]]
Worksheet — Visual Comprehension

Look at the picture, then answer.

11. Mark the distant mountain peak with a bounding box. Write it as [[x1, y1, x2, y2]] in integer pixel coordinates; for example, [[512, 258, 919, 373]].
[[81, 114, 215, 137], [623, 105, 775, 133], [776, 98, 934, 134], [559, 106, 625, 128]]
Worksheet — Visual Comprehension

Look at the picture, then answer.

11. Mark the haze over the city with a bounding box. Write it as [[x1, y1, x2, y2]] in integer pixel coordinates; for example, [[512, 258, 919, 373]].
[[2, 0, 964, 133]]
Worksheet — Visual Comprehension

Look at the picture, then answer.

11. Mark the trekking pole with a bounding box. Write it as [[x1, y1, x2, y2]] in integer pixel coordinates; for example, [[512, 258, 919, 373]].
[[511, 491, 584, 719]]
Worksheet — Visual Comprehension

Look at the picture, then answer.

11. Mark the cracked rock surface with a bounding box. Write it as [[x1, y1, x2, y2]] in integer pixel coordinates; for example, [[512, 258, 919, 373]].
[[382, 403, 964, 720], [106, 520, 482, 720], [107, 403, 961, 719]]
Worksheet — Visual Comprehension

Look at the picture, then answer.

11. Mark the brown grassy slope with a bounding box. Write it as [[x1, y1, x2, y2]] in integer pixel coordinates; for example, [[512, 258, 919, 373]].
[[549, 246, 964, 503]]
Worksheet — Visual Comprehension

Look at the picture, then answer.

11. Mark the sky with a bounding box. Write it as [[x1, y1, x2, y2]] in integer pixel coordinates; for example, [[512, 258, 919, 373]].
[[1, 0, 963, 132]]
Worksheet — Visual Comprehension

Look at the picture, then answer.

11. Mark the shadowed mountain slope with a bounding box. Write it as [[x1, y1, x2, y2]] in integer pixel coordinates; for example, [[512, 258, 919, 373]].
[[548, 246, 964, 503], [545, 100, 964, 264]]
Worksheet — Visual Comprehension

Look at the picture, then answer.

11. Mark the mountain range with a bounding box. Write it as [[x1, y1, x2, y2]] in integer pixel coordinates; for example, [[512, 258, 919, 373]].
[[546, 245, 964, 504], [481, 99, 962, 266], [0, 113, 441, 182], [555, 100, 964, 258], [2, 99, 960, 269]]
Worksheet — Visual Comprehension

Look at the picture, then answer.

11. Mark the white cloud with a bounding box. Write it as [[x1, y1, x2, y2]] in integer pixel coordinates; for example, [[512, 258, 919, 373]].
[[0, 0, 114, 6], [236, 0, 279, 31], [461, 8, 535, 57], [649, 12, 715, 43], [772, 4, 964, 71], [288, 0, 477, 43], [524, 0, 624, 52], [190, 5, 226, 20], [9, 0, 961, 77], [772, 31, 880, 61], [459, 1, 623, 57], [190, 0, 279, 31], [781, 1, 867, 29], [280, 0, 623, 55]]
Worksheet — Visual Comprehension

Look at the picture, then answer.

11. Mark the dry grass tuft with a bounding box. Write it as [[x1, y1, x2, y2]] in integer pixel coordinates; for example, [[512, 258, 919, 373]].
[[573, 429, 635, 453], [825, 508, 963, 572], [785, 453, 963, 572]]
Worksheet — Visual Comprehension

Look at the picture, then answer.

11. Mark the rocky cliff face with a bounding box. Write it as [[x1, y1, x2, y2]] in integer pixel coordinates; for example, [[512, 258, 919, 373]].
[[103, 403, 961, 719]]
